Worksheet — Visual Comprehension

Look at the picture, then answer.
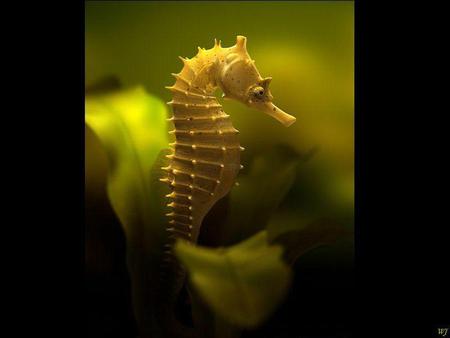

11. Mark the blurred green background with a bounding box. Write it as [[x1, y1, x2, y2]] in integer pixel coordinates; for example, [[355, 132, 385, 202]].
[[85, 1, 354, 336]]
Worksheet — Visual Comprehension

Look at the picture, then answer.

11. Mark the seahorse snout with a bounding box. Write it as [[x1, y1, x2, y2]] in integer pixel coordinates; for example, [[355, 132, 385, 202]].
[[260, 102, 296, 127]]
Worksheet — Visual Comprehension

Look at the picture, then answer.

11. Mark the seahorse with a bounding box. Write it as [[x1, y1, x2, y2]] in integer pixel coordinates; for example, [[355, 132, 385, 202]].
[[157, 35, 296, 337]]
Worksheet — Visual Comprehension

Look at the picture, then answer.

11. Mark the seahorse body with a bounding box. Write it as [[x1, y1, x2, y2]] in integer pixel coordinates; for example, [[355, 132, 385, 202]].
[[157, 36, 296, 336]]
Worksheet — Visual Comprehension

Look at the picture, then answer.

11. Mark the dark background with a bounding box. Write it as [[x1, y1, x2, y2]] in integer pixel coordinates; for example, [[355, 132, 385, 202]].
[[15, 1, 446, 338], [6, 1, 447, 338]]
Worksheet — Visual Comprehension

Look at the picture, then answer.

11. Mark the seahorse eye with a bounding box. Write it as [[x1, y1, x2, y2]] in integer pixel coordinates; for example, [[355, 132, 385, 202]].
[[252, 86, 265, 100]]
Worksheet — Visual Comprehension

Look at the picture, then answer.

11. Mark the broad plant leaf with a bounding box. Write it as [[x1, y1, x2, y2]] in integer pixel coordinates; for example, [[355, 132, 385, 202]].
[[85, 85, 169, 337], [85, 85, 168, 247], [174, 231, 292, 329], [188, 285, 242, 338]]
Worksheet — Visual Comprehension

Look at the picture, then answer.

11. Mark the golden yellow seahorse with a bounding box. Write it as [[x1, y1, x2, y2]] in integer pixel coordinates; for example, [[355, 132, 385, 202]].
[[157, 35, 296, 336]]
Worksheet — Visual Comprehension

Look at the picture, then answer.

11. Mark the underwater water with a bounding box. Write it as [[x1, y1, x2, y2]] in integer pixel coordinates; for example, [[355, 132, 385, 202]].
[[85, 1, 354, 337]]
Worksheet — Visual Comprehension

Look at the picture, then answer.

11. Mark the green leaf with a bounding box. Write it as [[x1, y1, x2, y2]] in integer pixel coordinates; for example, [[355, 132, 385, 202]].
[[188, 285, 242, 338], [85, 86, 170, 336], [174, 231, 292, 329], [85, 85, 168, 247]]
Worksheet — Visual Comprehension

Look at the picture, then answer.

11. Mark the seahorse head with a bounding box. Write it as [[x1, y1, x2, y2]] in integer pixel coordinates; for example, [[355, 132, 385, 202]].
[[218, 36, 296, 127]]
